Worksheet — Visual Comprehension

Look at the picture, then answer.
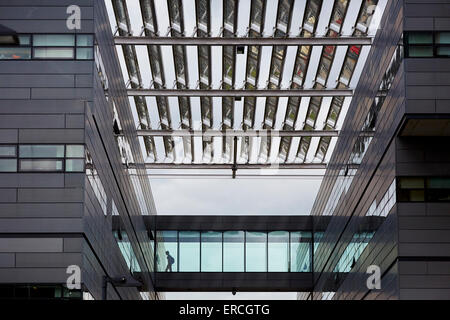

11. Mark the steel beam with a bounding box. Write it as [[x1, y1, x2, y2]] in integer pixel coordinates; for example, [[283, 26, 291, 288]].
[[114, 36, 372, 46], [127, 89, 354, 97], [135, 129, 340, 137], [129, 163, 328, 170]]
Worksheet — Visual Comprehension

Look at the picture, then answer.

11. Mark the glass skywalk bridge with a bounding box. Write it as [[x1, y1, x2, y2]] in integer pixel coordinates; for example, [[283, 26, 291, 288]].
[[156, 230, 312, 273], [112, 215, 383, 292]]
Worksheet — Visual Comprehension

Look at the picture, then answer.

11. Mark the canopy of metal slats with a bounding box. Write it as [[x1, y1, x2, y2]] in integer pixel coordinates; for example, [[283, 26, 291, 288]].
[[105, 0, 381, 177]]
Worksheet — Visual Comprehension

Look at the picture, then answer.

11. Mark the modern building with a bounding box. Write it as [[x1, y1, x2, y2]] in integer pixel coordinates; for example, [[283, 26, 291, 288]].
[[0, 0, 449, 300]]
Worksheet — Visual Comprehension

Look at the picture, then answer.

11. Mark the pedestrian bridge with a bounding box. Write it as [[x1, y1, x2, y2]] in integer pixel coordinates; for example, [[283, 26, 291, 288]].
[[112, 215, 384, 292]]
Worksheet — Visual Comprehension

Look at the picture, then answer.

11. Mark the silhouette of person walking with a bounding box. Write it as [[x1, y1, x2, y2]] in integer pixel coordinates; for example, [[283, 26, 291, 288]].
[[165, 250, 175, 272]]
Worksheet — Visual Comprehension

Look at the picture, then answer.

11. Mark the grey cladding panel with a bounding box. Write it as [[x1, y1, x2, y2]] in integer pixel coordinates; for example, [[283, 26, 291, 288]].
[[18, 188, 83, 203], [0, 7, 93, 19], [19, 129, 84, 143], [0, 115, 65, 129], [0, 238, 63, 253], [0, 75, 75, 88]]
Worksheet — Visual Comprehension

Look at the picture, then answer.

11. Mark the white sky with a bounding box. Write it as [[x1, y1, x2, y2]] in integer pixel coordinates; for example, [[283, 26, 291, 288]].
[[104, 0, 387, 300]]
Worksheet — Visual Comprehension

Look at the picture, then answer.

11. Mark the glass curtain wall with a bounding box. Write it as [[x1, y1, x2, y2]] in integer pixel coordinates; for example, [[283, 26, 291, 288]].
[[157, 230, 312, 272]]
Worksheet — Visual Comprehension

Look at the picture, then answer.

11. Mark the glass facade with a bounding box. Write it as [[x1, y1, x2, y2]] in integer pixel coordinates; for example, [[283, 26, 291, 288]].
[[201, 231, 222, 272], [223, 231, 244, 272], [398, 177, 450, 202], [156, 230, 312, 272], [0, 285, 82, 300], [405, 31, 450, 57], [0, 144, 85, 173], [0, 34, 94, 60]]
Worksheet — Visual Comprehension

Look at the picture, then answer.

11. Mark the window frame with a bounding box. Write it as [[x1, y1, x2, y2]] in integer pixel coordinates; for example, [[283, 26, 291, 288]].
[[405, 31, 450, 58], [0, 34, 94, 61], [397, 176, 450, 202], [0, 144, 85, 173]]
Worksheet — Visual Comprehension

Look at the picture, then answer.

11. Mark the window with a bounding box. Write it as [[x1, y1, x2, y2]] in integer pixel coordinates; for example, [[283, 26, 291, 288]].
[[0, 145, 17, 172], [223, 231, 244, 272], [19, 144, 65, 172], [19, 145, 64, 158], [201, 231, 222, 272], [0, 34, 94, 60], [34, 48, 74, 59], [5, 144, 86, 172], [179, 231, 200, 272], [245, 231, 267, 272], [268, 231, 289, 272], [405, 31, 450, 58], [65, 145, 85, 172], [33, 34, 75, 46], [397, 177, 450, 202]]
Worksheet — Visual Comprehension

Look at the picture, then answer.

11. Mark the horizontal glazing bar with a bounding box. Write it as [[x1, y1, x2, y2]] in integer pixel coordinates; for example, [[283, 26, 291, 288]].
[[115, 36, 372, 46], [134, 129, 342, 137], [126, 89, 354, 97]]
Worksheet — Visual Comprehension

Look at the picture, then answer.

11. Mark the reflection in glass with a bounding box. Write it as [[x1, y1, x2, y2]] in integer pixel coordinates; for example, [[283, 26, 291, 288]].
[[76, 48, 93, 60], [246, 231, 267, 272], [19, 145, 64, 158], [76, 34, 94, 46], [201, 231, 222, 272], [34, 48, 74, 59], [223, 231, 244, 272], [65, 159, 84, 172], [0, 159, 17, 172], [157, 231, 178, 272], [0, 47, 31, 59], [291, 232, 312, 272], [19, 159, 63, 171], [66, 145, 84, 158], [33, 34, 75, 46], [179, 231, 200, 272], [0, 146, 16, 157], [268, 231, 289, 272]]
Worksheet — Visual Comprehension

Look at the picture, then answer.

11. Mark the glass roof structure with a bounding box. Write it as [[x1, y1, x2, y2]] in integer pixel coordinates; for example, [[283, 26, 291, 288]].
[[104, 0, 383, 178]]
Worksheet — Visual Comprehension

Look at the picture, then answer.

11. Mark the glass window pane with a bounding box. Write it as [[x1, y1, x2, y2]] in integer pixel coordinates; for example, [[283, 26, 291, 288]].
[[201, 231, 222, 272], [76, 48, 93, 60], [76, 34, 94, 46], [427, 178, 450, 189], [156, 231, 178, 272], [0, 47, 31, 59], [399, 177, 425, 189], [0, 146, 16, 157], [223, 231, 244, 272], [437, 47, 450, 57], [18, 35, 31, 45], [408, 46, 433, 57], [268, 231, 289, 272], [408, 32, 432, 44], [427, 189, 450, 202], [34, 48, 74, 59], [65, 159, 84, 172], [66, 145, 85, 157], [409, 190, 425, 202], [20, 159, 63, 171], [0, 159, 17, 172], [33, 34, 75, 46], [290, 232, 311, 272], [19, 145, 64, 158], [245, 231, 267, 272], [436, 32, 450, 44], [179, 231, 200, 272]]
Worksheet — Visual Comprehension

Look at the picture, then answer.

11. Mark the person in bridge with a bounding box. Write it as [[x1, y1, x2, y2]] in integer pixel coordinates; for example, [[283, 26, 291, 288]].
[[165, 250, 175, 272]]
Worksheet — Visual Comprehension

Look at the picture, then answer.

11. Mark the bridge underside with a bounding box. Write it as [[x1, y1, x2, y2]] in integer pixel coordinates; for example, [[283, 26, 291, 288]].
[[154, 272, 313, 292]]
